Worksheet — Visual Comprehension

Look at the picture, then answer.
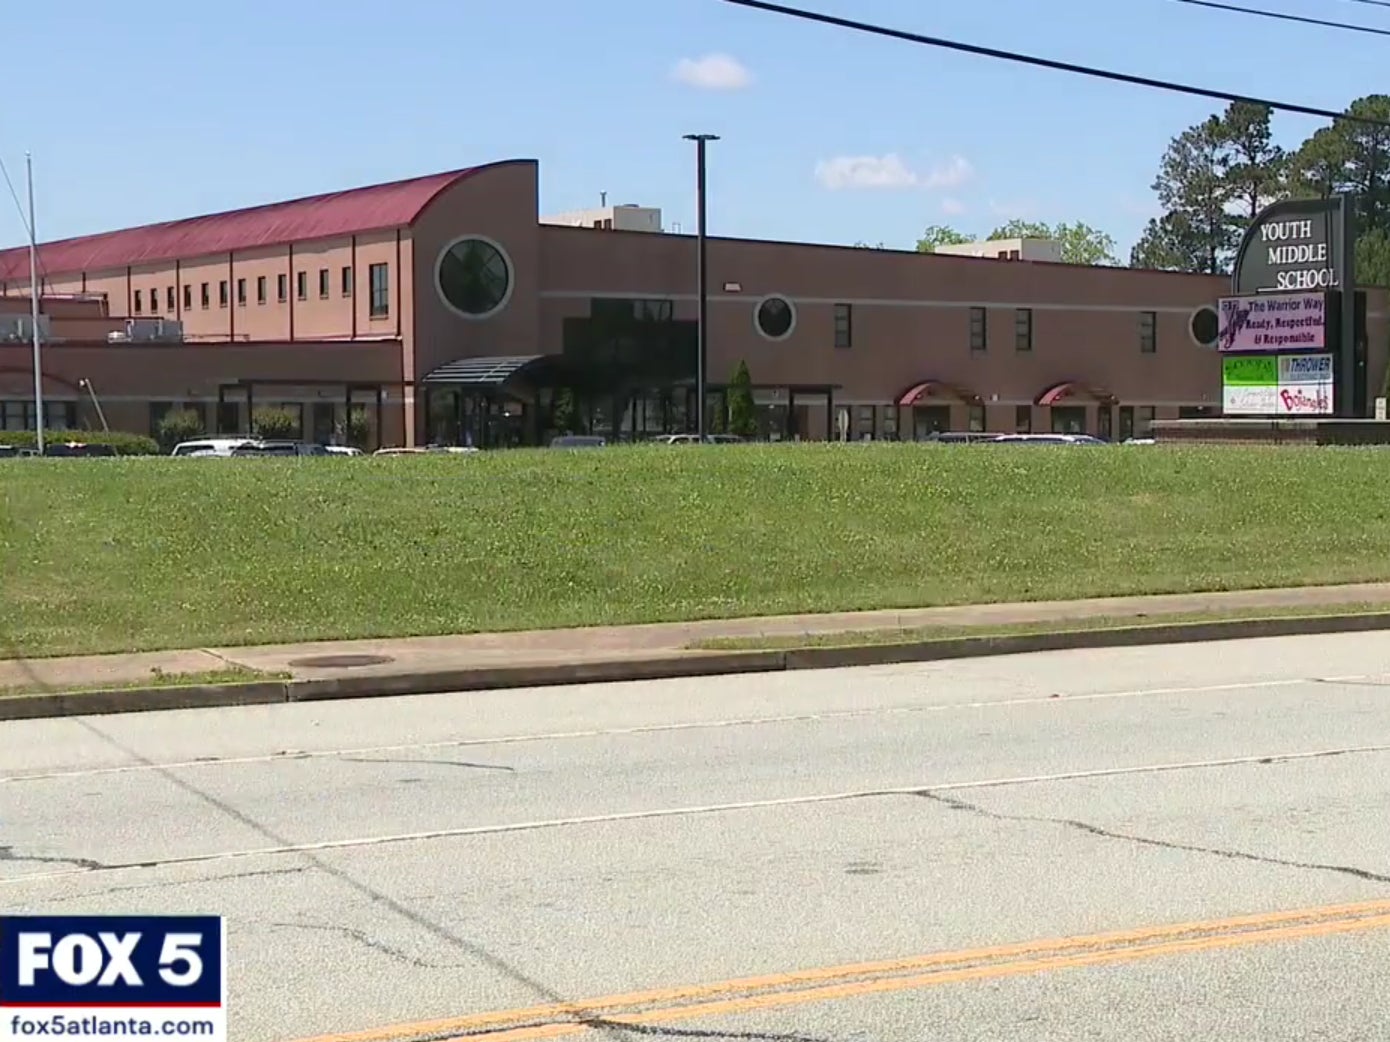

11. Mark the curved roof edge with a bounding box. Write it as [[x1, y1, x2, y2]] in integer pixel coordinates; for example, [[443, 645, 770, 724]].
[[0, 159, 536, 282]]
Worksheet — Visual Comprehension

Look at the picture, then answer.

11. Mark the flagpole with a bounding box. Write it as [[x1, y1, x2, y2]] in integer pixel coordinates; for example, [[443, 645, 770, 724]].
[[26, 151, 44, 455]]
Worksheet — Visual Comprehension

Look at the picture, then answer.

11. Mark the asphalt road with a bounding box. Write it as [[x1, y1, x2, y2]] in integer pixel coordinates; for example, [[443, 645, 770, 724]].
[[3, 632, 1390, 1041]]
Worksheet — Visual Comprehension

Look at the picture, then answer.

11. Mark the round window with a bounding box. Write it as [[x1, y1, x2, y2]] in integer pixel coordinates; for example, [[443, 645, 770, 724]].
[[437, 237, 512, 318], [755, 296, 795, 340]]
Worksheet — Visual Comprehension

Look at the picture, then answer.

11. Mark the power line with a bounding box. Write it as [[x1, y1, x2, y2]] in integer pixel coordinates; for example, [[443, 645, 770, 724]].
[[1174, 0, 1390, 37], [0, 154, 34, 239], [719, 0, 1390, 130], [1339, 0, 1390, 10], [0, 154, 49, 284]]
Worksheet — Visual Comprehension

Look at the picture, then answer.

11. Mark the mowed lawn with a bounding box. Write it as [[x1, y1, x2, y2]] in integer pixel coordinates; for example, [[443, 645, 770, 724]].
[[3, 443, 1390, 658]]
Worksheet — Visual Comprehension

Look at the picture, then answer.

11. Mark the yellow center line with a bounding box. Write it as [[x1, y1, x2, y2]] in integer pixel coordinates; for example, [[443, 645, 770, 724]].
[[294, 898, 1390, 1042]]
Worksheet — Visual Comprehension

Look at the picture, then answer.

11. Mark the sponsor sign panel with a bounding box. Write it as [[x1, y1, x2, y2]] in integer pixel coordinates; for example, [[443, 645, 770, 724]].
[[1217, 292, 1326, 352], [1221, 354, 1333, 416]]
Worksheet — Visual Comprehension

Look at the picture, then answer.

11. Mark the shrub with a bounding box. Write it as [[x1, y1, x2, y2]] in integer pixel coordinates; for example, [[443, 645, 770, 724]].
[[552, 388, 578, 434], [0, 430, 160, 456], [156, 408, 205, 452], [345, 408, 371, 449], [252, 407, 301, 440], [727, 360, 757, 438]]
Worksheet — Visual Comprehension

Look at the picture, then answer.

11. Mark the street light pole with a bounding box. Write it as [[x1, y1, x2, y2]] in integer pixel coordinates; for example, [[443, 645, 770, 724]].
[[684, 133, 718, 439], [25, 152, 44, 455]]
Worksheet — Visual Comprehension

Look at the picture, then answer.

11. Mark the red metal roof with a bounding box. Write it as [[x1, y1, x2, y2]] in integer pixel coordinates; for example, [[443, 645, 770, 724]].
[[0, 165, 487, 281]]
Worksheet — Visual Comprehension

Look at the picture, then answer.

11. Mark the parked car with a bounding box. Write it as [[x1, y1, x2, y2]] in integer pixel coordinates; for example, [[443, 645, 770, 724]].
[[42, 441, 119, 457], [922, 431, 1006, 444], [652, 434, 746, 444], [230, 440, 331, 457], [171, 438, 254, 457], [550, 435, 606, 449], [988, 433, 1105, 445]]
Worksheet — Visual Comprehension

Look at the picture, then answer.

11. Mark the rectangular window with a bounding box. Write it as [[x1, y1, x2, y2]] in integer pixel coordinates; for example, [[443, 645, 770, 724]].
[[219, 280, 229, 307], [2, 400, 75, 432], [200, 282, 210, 309], [183, 285, 192, 311], [277, 273, 288, 302], [256, 275, 267, 304], [1139, 310, 1157, 353], [149, 288, 159, 312], [1119, 405, 1135, 441], [236, 278, 247, 306], [969, 307, 987, 351], [166, 286, 176, 312], [369, 263, 389, 317], [148, 400, 175, 435], [1015, 405, 1032, 433], [341, 266, 353, 297], [296, 271, 307, 301], [1138, 405, 1157, 437], [635, 298, 673, 322], [1015, 308, 1033, 352], [833, 303, 852, 349], [967, 404, 986, 432], [133, 289, 143, 314], [592, 298, 634, 321], [319, 268, 330, 299], [216, 401, 241, 435]]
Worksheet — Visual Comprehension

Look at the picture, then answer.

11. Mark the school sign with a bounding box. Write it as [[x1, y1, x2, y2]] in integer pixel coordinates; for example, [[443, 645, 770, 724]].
[[1220, 196, 1364, 418]]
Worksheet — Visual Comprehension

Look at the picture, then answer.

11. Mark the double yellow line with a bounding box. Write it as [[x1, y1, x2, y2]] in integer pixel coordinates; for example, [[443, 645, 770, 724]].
[[299, 898, 1390, 1042]]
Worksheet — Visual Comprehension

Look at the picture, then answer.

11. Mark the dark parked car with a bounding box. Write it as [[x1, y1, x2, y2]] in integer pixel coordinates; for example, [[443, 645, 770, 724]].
[[42, 441, 118, 457], [549, 435, 606, 449], [230, 440, 331, 457]]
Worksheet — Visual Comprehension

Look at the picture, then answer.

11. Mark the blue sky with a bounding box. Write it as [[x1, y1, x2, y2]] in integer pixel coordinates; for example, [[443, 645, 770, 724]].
[[2, 0, 1385, 258]]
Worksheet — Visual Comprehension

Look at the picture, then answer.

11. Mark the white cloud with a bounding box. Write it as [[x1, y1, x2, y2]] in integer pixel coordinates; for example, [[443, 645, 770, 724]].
[[814, 153, 974, 192], [940, 197, 967, 216], [671, 53, 753, 91]]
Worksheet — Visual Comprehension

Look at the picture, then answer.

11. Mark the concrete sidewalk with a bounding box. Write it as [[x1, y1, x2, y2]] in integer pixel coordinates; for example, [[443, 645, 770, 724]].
[[6, 581, 1390, 696]]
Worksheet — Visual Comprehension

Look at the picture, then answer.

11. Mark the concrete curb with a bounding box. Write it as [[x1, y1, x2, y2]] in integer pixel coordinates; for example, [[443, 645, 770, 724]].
[[5, 612, 1390, 722]]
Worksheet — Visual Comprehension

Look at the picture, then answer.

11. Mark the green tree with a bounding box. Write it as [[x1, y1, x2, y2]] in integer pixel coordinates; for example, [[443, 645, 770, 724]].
[[1130, 211, 1213, 272], [251, 407, 300, 440], [1132, 102, 1285, 274], [342, 407, 371, 449], [726, 360, 757, 438], [1148, 113, 1236, 274], [915, 225, 974, 252], [988, 219, 1118, 265], [551, 388, 578, 434], [155, 407, 204, 452], [1288, 95, 1390, 229], [1218, 102, 1287, 225]]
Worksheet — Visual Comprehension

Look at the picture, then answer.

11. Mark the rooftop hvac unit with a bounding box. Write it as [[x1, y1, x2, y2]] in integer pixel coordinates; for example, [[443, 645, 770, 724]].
[[125, 318, 184, 342], [0, 314, 51, 341]]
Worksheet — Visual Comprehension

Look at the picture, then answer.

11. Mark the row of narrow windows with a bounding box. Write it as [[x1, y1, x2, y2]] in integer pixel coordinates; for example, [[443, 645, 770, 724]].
[[132, 264, 391, 318]]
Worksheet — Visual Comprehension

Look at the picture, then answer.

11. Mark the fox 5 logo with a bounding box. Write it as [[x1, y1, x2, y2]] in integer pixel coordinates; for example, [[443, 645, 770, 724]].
[[1, 916, 224, 1007]]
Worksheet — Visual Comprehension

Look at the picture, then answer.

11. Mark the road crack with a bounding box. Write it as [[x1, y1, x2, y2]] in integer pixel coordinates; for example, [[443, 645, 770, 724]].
[[33, 865, 311, 905], [269, 919, 473, 971], [913, 792, 1390, 885], [0, 845, 108, 872]]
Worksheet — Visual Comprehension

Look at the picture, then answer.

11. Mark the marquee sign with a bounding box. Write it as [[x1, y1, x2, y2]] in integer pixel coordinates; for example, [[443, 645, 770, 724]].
[[1231, 197, 1344, 296]]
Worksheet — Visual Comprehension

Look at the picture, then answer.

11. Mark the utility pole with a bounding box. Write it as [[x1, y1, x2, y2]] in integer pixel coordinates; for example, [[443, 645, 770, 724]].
[[684, 133, 719, 438], [26, 152, 44, 454]]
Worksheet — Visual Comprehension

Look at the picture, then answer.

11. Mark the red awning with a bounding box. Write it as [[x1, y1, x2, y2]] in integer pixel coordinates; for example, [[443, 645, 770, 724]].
[[1036, 381, 1116, 406], [897, 381, 980, 407]]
